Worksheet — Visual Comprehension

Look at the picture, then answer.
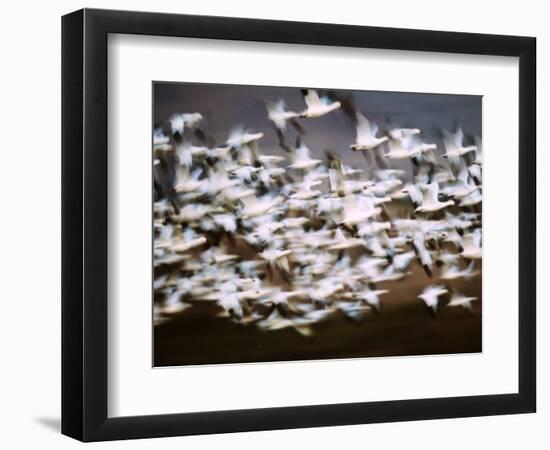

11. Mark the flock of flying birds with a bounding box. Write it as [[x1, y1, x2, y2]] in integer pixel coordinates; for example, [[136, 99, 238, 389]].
[[153, 88, 482, 337]]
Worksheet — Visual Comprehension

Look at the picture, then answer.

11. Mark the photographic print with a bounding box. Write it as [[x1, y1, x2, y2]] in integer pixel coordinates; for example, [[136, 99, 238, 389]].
[[152, 82, 482, 367]]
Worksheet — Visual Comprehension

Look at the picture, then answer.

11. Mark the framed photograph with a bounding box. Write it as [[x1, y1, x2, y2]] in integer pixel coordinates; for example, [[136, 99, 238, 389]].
[[62, 8, 536, 441]]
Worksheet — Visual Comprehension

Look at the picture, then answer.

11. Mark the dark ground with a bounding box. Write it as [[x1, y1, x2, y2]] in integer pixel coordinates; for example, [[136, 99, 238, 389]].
[[154, 264, 481, 366]]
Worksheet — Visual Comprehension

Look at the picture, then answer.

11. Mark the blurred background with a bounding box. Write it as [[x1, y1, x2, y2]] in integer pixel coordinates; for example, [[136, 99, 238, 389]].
[[154, 82, 481, 167]]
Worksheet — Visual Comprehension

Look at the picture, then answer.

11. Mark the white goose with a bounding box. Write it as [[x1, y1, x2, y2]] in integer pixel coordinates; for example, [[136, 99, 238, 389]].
[[336, 301, 372, 321], [384, 136, 432, 160], [290, 181, 322, 200], [459, 189, 482, 207], [239, 193, 282, 218], [153, 128, 169, 145], [169, 112, 203, 135], [288, 139, 322, 169], [170, 228, 207, 253], [357, 221, 391, 237], [440, 261, 479, 280], [355, 288, 389, 312], [447, 293, 478, 312], [158, 289, 192, 315], [341, 195, 381, 226], [389, 127, 420, 140], [217, 293, 244, 320], [460, 228, 482, 259], [328, 228, 366, 251], [229, 165, 260, 183], [300, 89, 341, 118], [418, 284, 448, 313], [415, 183, 455, 213], [257, 309, 314, 336], [226, 126, 264, 148], [401, 183, 423, 209], [442, 167, 479, 199], [174, 167, 203, 193], [259, 247, 292, 272], [350, 112, 388, 151], [267, 99, 300, 130], [412, 232, 433, 277], [441, 127, 477, 159]]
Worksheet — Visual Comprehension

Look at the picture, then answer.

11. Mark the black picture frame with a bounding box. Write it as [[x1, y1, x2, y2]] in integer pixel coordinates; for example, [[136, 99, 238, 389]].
[[62, 8, 536, 442]]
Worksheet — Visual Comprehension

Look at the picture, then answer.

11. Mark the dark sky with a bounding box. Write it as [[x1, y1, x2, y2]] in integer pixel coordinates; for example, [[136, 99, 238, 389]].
[[153, 82, 481, 170]]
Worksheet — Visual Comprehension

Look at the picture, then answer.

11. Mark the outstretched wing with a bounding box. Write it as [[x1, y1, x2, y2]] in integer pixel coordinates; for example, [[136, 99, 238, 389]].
[[356, 112, 374, 143], [302, 89, 322, 109]]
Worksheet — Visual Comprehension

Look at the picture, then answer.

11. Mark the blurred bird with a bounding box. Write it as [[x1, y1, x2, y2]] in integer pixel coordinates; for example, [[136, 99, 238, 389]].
[[300, 89, 341, 118]]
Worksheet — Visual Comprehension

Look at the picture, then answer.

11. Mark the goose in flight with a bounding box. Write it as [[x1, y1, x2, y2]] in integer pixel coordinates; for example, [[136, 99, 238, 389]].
[[229, 165, 260, 183], [328, 227, 366, 250], [384, 136, 433, 160], [369, 179, 403, 197], [266, 99, 303, 150], [154, 223, 177, 249], [158, 289, 192, 315], [350, 112, 389, 151], [153, 128, 170, 145], [290, 179, 323, 200], [440, 260, 480, 280], [327, 157, 373, 196], [250, 219, 284, 245], [169, 231, 207, 253], [257, 289, 305, 310], [217, 293, 244, 320], [267, 99, 301, 130], [259, 247, 292, 273], [442, 166, 479, 200], [226, 125, 264, 148], [441, 127, 477, 159], [460, 228, 482, 259], [336, 301, 372, 321], [200, 168, 240, 196], [328, 228, 367, 251], [169, 112, 203, 136], [442, 229, 465, 252], [211, 213, 238, 233], [459, 189, 482, 207], [357, 221, 391, 237], [341, 195, 381, 226], [174, 166, 203, 193], [257, 309, 314, 336], [300, 252, 335, 277], [239, 193, 282, 218], [418, 284, 448, 313], [202, 244, 240, 265], [392, 250, 416, 273], [310, 277, 345, 301], [371, 263, 410, 283], [355, 288, 389, 312], [173, 203, 209, 225], [415, 183, 455, 213], [288, 139, 322, 169], [468, 163, 482, 187], [282, 217, 309, 229], [412, 232, 434, 277], [401, 183, 423, 209], [176, 143, 230, 167], [300, 307, 339, 324], [299, 89, 341, 118], [388, 127, 421, 140], [447, 292, 478, 312], [472, 135, 483, 165]]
